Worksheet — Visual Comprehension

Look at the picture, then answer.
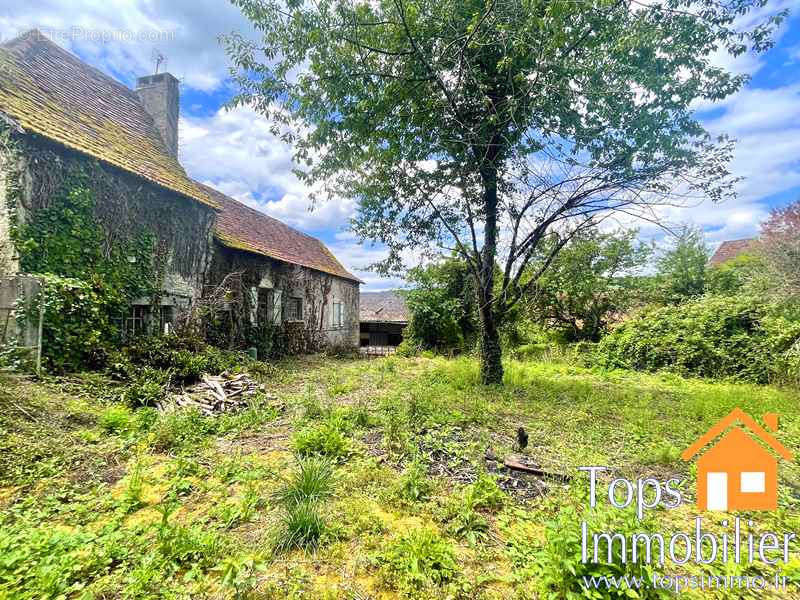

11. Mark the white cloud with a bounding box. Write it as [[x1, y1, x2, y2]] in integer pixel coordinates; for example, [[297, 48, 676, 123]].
[[181, 105, 359, 232], [0, 0, 256, 92]]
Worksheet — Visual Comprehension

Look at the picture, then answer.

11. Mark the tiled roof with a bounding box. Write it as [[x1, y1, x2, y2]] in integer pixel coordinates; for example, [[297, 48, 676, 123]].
[[0, 30, 219, 209], [360, 291, 409, 323], [201, 183, 361, 283], [708, 238, 757, 267]]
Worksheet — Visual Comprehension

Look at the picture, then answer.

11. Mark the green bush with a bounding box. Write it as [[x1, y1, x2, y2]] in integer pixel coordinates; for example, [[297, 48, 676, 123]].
[[98, 406, 133, 433], [120, 367, 171, 407], [275, 456, 335, 504], [273, 500, 327, 553], [596, 296, 800, 383], [31, 275, 121, 372], [292, 420, 350, 459], [119, 335, 243, 382], [379, 528, 459, 592], [528, 502, 667, 599]]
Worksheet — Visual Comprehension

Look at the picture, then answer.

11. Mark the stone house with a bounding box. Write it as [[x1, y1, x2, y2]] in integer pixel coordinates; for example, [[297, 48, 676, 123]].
[[0, 30, 360, 352], [359, 290, 408, 348]]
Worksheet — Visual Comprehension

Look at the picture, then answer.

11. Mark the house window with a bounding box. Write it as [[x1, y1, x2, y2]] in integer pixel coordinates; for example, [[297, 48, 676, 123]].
[[332, 300, 344, 328], [287, 297, 303, 321], [160, 306, 175, 335], [741, 472, 765, 493], [125, 305, 148, 336], [257, 288, 274, 325]]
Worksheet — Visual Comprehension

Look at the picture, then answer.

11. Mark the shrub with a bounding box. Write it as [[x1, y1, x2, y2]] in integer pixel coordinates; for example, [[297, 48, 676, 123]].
[[120, 367, 171, 407], [273, 500, 327, 553], [119, 335, 243, 383], [380, 528, 459, 592], [275, 456, 335, 504], [596, 296, 800, 383], [529, 502, 666, 599], [396, 459, 434, 503], [292, 421, 350, 459], [98, 406, 133, 433]]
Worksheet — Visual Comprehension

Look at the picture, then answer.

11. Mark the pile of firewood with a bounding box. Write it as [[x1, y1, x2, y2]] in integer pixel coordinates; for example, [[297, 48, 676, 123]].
[[157, 372, 272, 415]]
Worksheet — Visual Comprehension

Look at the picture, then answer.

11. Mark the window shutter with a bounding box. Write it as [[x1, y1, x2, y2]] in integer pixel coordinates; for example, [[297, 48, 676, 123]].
[[329, 297, 335, 328], [273, 290, 282, 323], [249, 287, 258, 324]]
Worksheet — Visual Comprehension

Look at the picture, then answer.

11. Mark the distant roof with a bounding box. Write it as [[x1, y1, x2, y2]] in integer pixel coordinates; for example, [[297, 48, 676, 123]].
[[708, 238, 757, 267], [201, 183, 361, 283], [0, 30, 218, 210], [360, 291, 409, 323]]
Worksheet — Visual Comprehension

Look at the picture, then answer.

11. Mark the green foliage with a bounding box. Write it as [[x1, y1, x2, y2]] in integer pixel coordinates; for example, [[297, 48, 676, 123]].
[[525, 500, 667, 599], [379, 528, 459, 593], [122, 460, 145, 512], [273, 500, 327, 553], [441, 472, 504, 544], [596, 296, 800, 383], [149, 408, 216, 452], [292, 419, 350, 459], [33, 274, 120, 372], [276, 456, 335, 505], [16, 182, 154, 295], [705, 252, 765, 296], [99, 406, 134, 433], [396, 459, 434, 503], [155, 502, 226, 568], [528, 228, 651, 342], [119, 366, 171, 407], [117, 334, 244, 383], [13, 176, 158, 372], [226, 0, 780, 384], [464, 471, 505, 511], [654, 227, 709, 304], [404, 258, 478, 351]]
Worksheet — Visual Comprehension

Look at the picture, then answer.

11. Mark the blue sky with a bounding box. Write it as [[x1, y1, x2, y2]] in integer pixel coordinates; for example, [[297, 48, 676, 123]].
[[2, 0, 800, 289]]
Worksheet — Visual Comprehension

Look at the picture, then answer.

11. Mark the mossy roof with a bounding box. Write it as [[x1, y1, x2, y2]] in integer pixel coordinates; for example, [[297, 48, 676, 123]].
[[200, 183, 361, 283], [0, 30, 219, 210]]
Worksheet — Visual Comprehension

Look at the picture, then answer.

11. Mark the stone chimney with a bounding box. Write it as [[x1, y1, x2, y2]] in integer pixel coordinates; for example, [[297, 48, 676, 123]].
[[135, 73, 179, 157]]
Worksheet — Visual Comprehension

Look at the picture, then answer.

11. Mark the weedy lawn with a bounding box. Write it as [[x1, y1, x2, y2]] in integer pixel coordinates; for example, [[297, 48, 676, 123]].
[[1, 355, 799, 599]]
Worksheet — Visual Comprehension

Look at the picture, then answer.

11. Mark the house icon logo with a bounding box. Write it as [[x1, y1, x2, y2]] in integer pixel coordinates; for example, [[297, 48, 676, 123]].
[[681, 409, 793, 512]]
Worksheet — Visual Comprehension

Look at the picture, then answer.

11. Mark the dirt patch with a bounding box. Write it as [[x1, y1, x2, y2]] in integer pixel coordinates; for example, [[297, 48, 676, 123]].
[[217, 429, 290, 454]]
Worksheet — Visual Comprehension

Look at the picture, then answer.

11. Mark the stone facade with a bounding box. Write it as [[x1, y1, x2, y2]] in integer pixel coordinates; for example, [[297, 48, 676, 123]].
[[0, 134, 216, 306], [0, 31, 360, 353], [210, 244, 360, 349]]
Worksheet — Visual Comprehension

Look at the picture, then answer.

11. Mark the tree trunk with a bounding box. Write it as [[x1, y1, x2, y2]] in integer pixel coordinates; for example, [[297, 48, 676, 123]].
[[479, 307, 503, 384], [478, 162, 503, 385]]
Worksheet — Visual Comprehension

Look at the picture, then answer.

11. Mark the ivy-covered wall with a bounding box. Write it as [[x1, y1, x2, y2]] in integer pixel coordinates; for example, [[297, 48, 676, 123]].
[[1, 132, 216, 300], [209, 243, 359, 351]]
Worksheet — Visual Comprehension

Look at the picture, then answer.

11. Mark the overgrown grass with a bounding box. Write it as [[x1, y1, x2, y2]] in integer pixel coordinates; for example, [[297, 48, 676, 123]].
[[1, 354, 798, 599]]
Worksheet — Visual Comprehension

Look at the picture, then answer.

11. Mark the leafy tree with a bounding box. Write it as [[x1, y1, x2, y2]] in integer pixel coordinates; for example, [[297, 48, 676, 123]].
[[403, 257, 478, 350], [225, 0, 783, 383], [705, 251, 765, 296], [760, 200, 800, 298], [654, 226, 709, 303], [527, 228, 651, 342]]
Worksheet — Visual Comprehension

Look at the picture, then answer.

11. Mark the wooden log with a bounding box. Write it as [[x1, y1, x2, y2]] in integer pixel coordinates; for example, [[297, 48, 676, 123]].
[[503, 456, 571, 482]]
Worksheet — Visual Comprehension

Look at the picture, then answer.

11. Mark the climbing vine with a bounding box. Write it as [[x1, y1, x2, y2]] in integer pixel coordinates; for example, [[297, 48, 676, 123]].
[[9, 162, 161, 370]]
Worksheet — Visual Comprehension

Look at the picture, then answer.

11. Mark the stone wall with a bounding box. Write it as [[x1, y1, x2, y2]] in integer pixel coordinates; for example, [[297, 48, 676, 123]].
[[0, 133, 216, 301], [210, 243, 360, 350]]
